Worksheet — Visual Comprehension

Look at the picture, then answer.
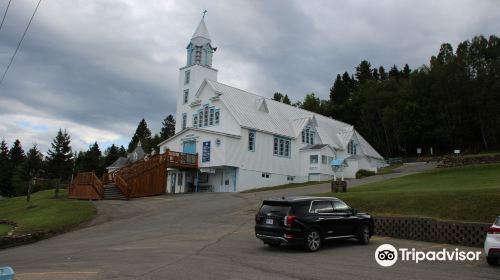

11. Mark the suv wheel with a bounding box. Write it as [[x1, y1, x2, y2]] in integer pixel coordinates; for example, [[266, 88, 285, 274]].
[[487, 257, 498, 266], [357, 224, 370, 245], [305, 229, 322, 252]]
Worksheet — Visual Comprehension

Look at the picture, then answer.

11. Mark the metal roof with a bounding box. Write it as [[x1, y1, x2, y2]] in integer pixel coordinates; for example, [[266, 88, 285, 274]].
[[202, 80, 384, 159]]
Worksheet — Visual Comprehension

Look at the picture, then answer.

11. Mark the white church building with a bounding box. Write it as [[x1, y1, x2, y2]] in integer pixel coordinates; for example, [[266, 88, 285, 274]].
[[159, 16, 386, 193]]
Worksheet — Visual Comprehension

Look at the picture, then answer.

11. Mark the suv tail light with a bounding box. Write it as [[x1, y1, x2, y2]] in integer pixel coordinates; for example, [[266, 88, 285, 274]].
[[284, 215, 296, 227], [488, 227, 500, 234]]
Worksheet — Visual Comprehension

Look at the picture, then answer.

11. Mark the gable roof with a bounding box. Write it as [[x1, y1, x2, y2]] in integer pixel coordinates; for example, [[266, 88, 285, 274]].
[[201, 79, 384, 160]]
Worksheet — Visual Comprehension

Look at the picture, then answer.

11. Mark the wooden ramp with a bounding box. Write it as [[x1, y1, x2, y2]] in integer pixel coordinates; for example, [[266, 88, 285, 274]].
[[69, 150, 198, 200]]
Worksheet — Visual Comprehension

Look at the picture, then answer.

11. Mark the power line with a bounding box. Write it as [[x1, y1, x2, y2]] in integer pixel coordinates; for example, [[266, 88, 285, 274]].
[[0, 0, 12, 32], [0, 0, 42, 85]]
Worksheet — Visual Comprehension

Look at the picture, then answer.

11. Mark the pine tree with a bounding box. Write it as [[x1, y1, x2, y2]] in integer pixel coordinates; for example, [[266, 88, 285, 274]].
[[9, 139, 25, 168], [355, 60, 373, 84], [272, 92, 284, 102], [378, 66, 388, 81], [12, 144, 43, 199], [128, 118, 152, 153], [388, 65, 400, 80], [402, 64, 411, 79], [0, 139, 12, 196], [160, 115, 176, 141], [104, 144, 121, 167], [46, 129, 73, 197], [282, 94, 291, 105]]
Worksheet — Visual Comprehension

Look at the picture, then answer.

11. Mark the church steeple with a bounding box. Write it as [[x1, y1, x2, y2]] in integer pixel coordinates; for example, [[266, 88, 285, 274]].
[[186, 11, 216, 67]]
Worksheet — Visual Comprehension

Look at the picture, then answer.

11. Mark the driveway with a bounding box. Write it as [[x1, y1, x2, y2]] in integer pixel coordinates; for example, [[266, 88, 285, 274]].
[[0, 162, 497, 279], [249, 161, 438, 198]]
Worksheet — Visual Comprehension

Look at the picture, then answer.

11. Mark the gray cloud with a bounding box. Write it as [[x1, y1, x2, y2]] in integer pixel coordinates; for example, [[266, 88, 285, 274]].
[[0, 0, 499, 153]]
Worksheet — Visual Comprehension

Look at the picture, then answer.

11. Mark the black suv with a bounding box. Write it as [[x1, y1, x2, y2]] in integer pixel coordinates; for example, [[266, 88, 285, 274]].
[[255, 196, 374, 251]]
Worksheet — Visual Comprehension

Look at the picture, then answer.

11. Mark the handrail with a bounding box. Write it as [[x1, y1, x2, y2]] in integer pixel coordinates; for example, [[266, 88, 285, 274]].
[[114, 174, 130, 199], [71, 171, 104, 199]]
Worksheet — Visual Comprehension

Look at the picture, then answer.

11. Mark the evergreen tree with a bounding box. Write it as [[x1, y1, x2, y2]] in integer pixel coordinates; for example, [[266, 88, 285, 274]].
[[402, 64, 411, 79], [160, 115, 176, 141], [282, 94, 291, 105], [379, 66, 388, 80], [104, 144, 121, 167], [46, 129, 73, 197], [0, 140, 12, 196], [301, 93, 321, 113], [355, 60, 373, 84], [388, 65, 400, 80], [9, 139, 25, 168], [128, 118, 152, 153], [272, 92, 284, 102], [12, 144, 43, 199], [118, 145, 127, 157]]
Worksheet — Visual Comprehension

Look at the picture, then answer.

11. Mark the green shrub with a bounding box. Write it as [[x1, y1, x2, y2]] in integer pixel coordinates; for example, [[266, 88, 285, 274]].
[[356, 169, 376, 179]]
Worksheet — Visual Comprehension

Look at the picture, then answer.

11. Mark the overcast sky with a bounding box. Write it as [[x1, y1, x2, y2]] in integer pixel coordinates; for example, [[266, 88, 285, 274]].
[[0, 0, 499, 154]]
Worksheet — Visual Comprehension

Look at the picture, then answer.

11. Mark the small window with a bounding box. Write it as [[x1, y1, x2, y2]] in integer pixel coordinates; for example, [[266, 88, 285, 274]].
[[321, 155, 328, 164], [178, 173, 183, 186], [215, 110, 220, 125], [284, 140, 290, 157], [203, 106, 209, 126], [183, 89, 189, 104], [310, 155, 318, 164], [261, 172, 270, 178], [182, 113, 187, 130], [193, 115, 198, 127], [287, 176, 294, 181], [198, 111, 203, 127], [348, 140, 357, 155], [184, 70, 190, 84], [310, 201, 334, 213], [273, 138, 278, 155], [302, 130, 305, 143], [248, 130, 256, 151], [209, 108, 214, 125]]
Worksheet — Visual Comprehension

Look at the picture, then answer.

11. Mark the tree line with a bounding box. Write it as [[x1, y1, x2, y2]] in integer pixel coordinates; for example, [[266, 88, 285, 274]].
[[272, 35, 500, 157], [0, 114, 175, 197]]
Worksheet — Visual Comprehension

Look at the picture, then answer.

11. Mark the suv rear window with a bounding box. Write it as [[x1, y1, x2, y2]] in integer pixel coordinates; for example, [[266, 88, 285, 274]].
[[260, 204, 290, 216]]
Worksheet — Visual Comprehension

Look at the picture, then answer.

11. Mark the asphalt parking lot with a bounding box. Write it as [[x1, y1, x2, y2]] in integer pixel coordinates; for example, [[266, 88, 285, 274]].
[[0, 188, 498, 280]]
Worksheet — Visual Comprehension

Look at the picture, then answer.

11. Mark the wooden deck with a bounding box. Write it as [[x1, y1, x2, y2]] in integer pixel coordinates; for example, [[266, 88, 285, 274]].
[[69, 150, 198, 200]]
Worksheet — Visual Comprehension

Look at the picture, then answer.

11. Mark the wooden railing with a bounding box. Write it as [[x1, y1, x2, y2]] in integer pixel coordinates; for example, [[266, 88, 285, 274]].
[[69, 171, 104, 199], [70, 150, 197, 200], [114, 174, 130, 199]]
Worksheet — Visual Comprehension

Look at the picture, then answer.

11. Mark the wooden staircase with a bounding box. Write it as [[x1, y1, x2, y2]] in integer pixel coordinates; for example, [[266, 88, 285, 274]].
[[69, 150, 198, 200], [103, 184, 127, 200]]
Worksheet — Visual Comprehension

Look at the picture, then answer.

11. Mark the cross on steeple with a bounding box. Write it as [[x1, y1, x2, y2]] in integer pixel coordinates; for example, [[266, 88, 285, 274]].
[[202, 10, 207, 19]]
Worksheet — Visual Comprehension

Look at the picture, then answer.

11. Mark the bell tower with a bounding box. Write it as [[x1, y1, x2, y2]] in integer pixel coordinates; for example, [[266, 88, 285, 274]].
[[175, 11, 218, 133]]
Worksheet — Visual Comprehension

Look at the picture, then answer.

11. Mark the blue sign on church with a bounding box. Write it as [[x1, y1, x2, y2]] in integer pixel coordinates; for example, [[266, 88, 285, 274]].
[[202, 141, 211, 162]]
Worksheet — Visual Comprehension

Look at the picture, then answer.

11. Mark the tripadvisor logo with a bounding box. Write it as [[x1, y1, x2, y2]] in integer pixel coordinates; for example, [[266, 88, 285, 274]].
[[375, 244, 482, 267]]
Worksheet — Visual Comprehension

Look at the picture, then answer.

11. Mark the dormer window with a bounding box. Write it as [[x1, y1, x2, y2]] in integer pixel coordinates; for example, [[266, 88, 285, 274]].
[[347, 140, 357, 155], [302, 126, 315, 144]]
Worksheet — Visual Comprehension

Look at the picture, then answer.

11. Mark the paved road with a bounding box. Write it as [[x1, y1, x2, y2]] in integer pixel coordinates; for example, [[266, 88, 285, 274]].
[[0, 163, 497, 279]]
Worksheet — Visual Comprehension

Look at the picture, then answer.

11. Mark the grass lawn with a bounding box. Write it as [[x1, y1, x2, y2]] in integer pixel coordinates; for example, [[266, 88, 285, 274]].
[[0, 189, 96, 237], [315, 163, 500, 223], [377, 163, 403, 175], [0, 224, 13, 236], [242, 180, 330, 193]]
